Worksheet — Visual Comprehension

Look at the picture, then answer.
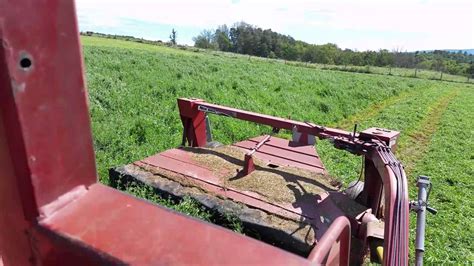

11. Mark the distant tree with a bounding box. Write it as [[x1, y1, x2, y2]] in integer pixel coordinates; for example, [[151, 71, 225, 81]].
[[169, 28, 177, 45], [467, 61, 474, 82], [375, 49, 389, 66], [433, 55, 445, 80], [190, 21, 474, 77], [193, 30, 215, 49], [214, 25, 232, 52], [349, 51, 364, 66], [281, 43, 298, 60], [414, 51, 420, 77], [302, 46, 317, 63], [318, 44, 338, 64], [336, 49, 352, 67], [229, 25, 241, 52]]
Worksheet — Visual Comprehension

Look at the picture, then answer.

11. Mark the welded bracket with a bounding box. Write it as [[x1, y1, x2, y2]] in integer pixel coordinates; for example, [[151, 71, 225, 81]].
[[241, 135, 271, 175], [292, 126, 315, 145]]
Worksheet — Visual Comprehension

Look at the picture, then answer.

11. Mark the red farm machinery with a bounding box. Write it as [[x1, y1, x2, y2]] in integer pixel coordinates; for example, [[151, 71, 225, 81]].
[[0, 1, 435, 265]]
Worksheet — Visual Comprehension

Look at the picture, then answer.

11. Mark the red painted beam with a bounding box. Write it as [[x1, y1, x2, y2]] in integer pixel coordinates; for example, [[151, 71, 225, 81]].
[[36, 184, 311, 265], [181, 98, 352, 143]]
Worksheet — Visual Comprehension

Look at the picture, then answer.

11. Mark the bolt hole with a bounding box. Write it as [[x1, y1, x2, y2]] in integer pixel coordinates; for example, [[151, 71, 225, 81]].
[[268, 163, 279, 168], [20, 57, 32, 69]]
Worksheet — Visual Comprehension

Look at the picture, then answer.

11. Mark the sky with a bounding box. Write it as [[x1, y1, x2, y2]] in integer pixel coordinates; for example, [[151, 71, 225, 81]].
[[76, 0, 474, 51]]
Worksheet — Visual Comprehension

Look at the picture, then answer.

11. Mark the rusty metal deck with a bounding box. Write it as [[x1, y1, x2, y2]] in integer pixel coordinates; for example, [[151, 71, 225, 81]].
[[132, 136, 368, 243]]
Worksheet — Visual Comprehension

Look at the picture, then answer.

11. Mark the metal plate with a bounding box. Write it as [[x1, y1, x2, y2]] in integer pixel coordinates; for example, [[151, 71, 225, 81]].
[[135, 136, 368, 241]]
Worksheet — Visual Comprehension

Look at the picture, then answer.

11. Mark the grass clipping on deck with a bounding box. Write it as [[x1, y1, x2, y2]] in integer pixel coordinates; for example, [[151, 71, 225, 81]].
[[186, 146, 340, 204]]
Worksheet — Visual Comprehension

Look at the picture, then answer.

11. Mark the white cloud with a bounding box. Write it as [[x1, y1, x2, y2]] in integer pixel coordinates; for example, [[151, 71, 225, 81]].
[[76, 0, 474, 50]]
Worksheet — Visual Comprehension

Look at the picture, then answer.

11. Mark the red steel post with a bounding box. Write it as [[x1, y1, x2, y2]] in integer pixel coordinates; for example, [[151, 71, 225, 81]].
[[177, 98, 208, 147], [242, 154, 256, 175], [0, 0, 97, 218], [242, 135, 270, 175]]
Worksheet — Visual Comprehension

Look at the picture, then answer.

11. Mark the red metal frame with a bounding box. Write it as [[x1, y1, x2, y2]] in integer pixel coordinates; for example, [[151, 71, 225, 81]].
[[0, 1, 356, 265], [178, 98, 409, 265], [134, 138, 334, 222]]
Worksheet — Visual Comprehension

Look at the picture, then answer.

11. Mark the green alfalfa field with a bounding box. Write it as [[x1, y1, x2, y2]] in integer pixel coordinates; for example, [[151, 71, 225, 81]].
[[81, 36, 473, 264]]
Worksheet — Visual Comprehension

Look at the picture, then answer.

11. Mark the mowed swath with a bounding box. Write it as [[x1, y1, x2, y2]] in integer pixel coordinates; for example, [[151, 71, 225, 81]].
[[81, 36, 474, 264]]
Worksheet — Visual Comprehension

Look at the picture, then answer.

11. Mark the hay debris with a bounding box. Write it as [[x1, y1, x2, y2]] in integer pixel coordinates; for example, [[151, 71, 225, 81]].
[[187, 146, 340, 204]]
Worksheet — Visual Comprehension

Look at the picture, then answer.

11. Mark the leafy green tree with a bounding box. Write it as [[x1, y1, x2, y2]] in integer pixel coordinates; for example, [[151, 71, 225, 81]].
[[376, 49, 394, 67], [467, 61, 474, 81], [433, 55, 446, 79], [318, 44, 338, 64], [191, 21, 474, 76], [193, 30, 215, 49], [214, 25, 232, 52]]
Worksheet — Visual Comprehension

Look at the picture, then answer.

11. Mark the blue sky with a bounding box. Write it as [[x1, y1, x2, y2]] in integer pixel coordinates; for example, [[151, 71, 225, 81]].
[[77, 0, 473, 51]]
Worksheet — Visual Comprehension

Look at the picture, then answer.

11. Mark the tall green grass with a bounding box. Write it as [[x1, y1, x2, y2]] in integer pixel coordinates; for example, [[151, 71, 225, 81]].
[[84, 37, 432, 182], [408, 90, 474, 263]]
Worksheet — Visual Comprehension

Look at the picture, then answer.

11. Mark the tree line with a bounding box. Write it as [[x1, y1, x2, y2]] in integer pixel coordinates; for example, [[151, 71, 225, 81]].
[[193, 22, 474, 78]]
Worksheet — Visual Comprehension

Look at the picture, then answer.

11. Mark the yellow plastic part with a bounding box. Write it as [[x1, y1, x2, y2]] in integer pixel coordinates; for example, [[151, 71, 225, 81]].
[[376, 246, 384, 262]]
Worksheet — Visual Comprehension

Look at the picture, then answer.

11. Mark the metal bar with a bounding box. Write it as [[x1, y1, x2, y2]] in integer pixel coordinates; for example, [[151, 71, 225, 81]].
[[205, 114, 213, 142], [192, 99, 353, 139], [247, 134, 271, 156], [247, 137, 321, 157], [413, 176, 431, 266], [234, 142, 326, 170], [307, 216, 351, 265]]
